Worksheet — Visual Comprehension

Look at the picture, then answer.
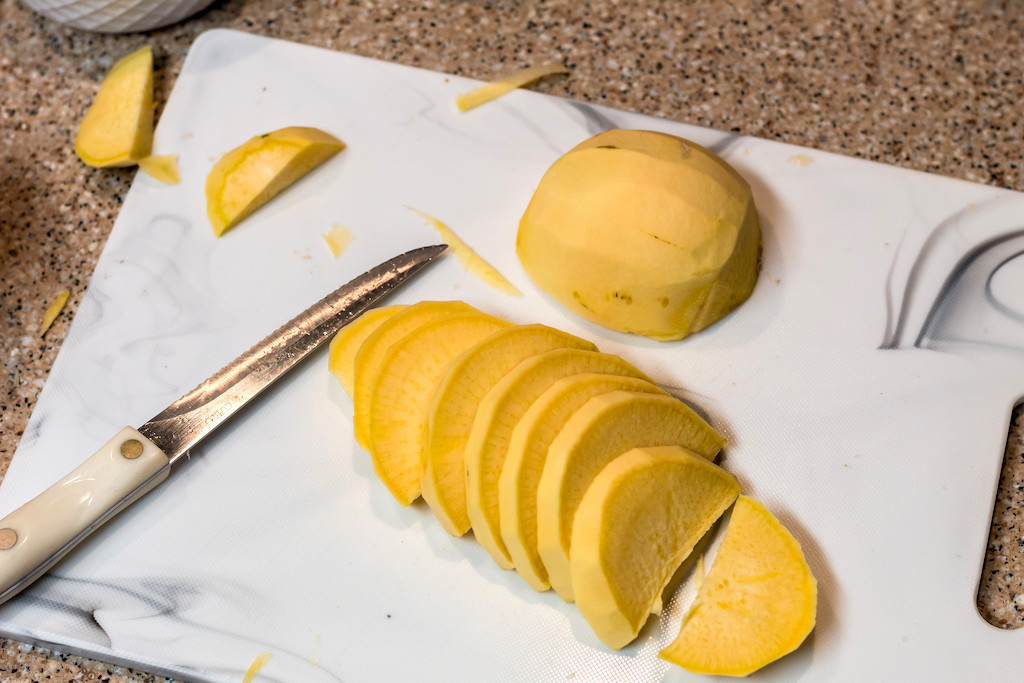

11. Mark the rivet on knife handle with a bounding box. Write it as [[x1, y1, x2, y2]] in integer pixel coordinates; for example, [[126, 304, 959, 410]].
[[0, 427, 170, 602]]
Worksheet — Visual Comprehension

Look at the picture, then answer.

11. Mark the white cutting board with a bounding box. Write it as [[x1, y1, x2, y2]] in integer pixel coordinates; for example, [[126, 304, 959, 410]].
[[3, 28, 1024, 682]]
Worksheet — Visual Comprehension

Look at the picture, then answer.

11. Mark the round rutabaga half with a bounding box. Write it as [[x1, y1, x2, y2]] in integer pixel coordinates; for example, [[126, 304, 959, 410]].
[[517, 129, 761, 341]]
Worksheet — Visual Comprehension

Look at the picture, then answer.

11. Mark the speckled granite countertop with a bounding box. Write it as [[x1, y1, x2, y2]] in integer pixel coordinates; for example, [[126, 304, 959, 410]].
[[1, 0, 1022, 680]]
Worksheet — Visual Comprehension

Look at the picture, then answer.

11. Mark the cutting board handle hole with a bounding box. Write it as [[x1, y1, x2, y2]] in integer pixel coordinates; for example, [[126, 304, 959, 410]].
[[977, 400, 1024, 629]]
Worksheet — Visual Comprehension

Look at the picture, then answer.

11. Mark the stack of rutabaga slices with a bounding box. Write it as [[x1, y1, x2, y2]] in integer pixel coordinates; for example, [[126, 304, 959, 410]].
[[329, 300, 817, 676]]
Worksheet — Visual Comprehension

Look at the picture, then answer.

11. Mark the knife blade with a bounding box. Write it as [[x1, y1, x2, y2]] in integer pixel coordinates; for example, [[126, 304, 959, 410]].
[[0, 243, 447, 605]]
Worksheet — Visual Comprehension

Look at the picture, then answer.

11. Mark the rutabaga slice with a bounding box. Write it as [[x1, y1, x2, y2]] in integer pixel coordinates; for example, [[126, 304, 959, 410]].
[[352, 301, 475, 450], [369, 312, 510, 505], [536, 391, 724, 601], [659, 496, 817, 676], [328, 305, 408, 398], [464, 348, 653, 570], [423, 325, 595, 538], [571, 446, 739, 650], [500, 373, 665, 592]]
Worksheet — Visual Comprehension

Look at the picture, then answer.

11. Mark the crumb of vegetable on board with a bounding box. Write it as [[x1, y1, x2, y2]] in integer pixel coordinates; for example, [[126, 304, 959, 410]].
[[322, 223, 354, 258], [241, 651, 273, 682], [138, 154, 181, 184], [405, 206, 521, 296], [456, 64, 570, 112], [40, 289, 70, 336]]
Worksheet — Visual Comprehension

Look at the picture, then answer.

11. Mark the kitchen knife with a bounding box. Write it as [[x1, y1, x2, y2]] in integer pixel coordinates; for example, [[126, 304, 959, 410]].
[[0, 243, 447, 605]]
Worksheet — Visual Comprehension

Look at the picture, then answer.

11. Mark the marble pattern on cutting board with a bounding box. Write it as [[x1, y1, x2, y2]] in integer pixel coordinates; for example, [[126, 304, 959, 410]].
[[2, 1, 1024, 681], [2, 28, 1024, 682]]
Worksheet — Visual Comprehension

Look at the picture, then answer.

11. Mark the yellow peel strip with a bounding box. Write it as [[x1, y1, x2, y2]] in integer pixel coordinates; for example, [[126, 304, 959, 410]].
[[456, 64, 570, 112], [40, 289, 70, 336], [241, 652, 273, 682], [406, 206, 521, 296]]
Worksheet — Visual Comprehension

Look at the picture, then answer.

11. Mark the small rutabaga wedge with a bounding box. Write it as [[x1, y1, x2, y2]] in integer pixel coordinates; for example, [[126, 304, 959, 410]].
[[75, 46, 154, 168], [206, 126, 345, 236]]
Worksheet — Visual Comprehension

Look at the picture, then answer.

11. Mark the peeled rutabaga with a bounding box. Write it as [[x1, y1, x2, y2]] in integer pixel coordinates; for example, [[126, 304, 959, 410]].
[[517, 129, 761, 341]]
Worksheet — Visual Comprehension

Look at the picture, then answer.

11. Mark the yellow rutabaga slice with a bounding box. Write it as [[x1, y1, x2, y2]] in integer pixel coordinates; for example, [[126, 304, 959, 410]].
[[138, 154, 180, 184], [75, 45, 153, 168], [456, 64, 570, 112], [536, 391, 724, 601], [501, 373, 665, 592], [328, 305, 408, 398], [353, 301, 475, 449], [659, 496, 817, 677], [423, 325, 595, 539], [465, 348, 652, 571], [571, 446, 739, 650], [370, 312, 510, 506], [206, 126, 345, 236]]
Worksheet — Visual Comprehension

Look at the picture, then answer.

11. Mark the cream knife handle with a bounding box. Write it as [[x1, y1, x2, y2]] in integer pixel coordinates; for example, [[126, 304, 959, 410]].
[[0, 427, 170, 604]]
